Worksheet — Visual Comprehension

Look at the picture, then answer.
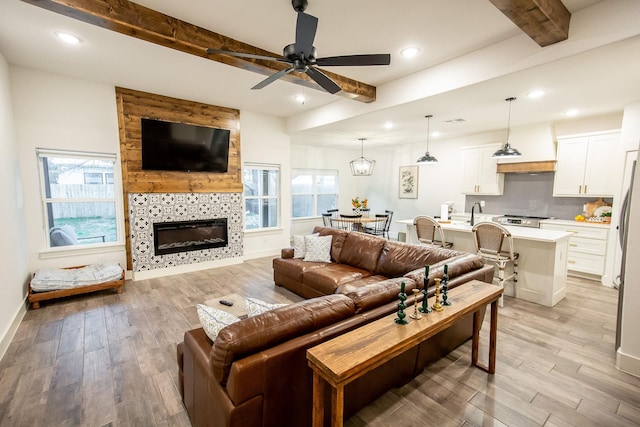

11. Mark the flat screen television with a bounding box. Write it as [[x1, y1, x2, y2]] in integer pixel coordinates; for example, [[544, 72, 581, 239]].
[[141, 118, 230, 173]]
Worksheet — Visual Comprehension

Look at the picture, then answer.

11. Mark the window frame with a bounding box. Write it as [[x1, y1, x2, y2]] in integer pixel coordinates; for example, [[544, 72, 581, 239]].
[[243, 163, 281, 232], [291, 168, 339, 219], [36, 148, 121, 250]]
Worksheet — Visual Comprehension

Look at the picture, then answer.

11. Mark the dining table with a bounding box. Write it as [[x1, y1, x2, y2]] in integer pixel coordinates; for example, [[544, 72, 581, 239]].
[[333, 215, 386, 232]]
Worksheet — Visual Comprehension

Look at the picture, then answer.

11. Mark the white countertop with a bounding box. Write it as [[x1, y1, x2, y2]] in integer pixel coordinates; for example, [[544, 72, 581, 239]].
[[540, 218, 611, 229], [397, 218, 573, 243]]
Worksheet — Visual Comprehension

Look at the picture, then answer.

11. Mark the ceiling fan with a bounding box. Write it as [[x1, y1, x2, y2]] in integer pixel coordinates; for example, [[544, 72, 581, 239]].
[[206, 0, 391, 94]]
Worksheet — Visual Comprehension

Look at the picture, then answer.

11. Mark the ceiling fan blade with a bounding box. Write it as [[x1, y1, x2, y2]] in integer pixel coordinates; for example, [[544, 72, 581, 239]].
[[207, 48, 290, 63], [316, 54, 391, 67], [295, 12, 318, 57], [251, 67, 295, 90], [305, 67, 341, 94]]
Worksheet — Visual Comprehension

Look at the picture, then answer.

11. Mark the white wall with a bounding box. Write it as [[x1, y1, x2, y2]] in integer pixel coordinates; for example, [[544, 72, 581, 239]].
[[0, 56, 30, 359], [617, 101, 640, 377], [10, 66, 127, 271], [240, 111, 292, 258]]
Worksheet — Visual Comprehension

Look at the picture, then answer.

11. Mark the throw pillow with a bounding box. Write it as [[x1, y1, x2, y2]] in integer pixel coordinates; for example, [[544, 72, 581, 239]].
[[245, 297, 288, 317], [292, 233, 318, 258], [303, 234, 332, 263], [196, 304, 241, 342]]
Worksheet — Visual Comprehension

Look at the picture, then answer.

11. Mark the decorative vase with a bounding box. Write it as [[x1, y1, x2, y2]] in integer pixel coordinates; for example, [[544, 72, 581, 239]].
[[353, 207, 362, 216]]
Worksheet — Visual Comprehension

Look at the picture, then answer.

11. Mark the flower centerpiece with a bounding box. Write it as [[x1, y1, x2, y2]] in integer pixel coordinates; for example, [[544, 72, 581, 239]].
[[351, 197, 368, 215]]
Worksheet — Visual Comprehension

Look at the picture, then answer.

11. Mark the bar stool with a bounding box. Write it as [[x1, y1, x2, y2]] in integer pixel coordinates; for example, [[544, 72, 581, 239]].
[[472, 222, 519, 307], [413, 215, 452, 248]]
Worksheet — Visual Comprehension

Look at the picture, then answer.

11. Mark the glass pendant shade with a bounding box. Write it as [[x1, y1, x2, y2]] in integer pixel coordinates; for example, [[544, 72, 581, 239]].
[[350, 138, 376, 176], [417, 114, 438, 163], [493, 97, 522, 158]]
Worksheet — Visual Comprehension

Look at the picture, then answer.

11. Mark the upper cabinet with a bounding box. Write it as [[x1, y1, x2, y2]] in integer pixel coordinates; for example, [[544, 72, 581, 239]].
[[553, 133, 620, 197], [461, 144, 504, 195]]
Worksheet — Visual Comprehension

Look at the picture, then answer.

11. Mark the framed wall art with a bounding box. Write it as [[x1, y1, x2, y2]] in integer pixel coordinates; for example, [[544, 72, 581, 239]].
[[399, 165, 418, 199]]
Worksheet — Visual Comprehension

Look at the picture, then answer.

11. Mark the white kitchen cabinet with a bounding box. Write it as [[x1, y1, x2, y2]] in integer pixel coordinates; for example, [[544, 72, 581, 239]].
[[540, 220, 609, 277], [461, 144, 504, 195], [553, 133, 619, 197]]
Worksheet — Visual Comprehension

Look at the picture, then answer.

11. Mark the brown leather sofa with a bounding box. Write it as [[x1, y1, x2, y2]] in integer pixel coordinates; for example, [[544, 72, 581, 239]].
[[178, 227, 494, 427]]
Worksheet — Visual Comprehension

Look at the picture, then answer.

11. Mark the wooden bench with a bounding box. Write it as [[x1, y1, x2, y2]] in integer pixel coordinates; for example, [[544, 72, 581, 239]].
[[28, 264, 124, 309]]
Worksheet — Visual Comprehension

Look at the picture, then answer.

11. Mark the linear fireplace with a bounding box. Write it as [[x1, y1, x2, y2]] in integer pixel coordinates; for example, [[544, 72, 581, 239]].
[[153, 218, 228, 256]]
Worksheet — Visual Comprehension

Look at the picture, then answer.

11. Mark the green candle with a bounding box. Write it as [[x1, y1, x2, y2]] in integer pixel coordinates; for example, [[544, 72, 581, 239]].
[[400, 281, 405, 294], [424, 265, 429, 289]]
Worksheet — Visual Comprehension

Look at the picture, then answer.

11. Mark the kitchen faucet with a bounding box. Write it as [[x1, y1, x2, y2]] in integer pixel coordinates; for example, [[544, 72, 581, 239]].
[[470, 202, 483, 226]]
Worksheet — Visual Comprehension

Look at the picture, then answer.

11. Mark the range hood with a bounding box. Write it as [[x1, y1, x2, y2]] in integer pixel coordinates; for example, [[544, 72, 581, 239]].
[[496, 160, 556, 174]]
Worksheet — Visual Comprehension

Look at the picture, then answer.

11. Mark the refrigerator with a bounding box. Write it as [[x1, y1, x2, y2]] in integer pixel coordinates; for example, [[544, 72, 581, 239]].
[[616, 156, 636, 350]]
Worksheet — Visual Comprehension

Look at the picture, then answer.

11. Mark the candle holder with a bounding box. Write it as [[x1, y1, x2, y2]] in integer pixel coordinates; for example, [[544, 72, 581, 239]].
[[409, 288, 422, 320], [432, 278, 444, 312], [419, 270, 432, 314], [442, 264, 452, 306], [395, 281, 409, 325]]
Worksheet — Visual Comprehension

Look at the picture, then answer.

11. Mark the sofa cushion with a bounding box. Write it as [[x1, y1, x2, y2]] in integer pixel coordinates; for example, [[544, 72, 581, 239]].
[[313, 226, 348, 261], [210, 294, 356, 384], [303, 235, 332, 263], [292, 233, 319, 258], [337, 232, 386, 273], [245, 297, 288, 317], [338, 277, 418, 314], [302, 264, 372, 295], [377, 241, 468, 278], [272, 258, 326, 282], [197, 304, 241, 341]]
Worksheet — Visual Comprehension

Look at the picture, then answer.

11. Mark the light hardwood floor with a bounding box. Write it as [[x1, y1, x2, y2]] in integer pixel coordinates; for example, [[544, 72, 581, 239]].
[[1, 257, 639, 426]]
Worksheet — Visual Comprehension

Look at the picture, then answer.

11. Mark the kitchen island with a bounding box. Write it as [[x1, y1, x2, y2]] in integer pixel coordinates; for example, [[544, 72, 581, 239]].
[[398, 218, 573, 307]]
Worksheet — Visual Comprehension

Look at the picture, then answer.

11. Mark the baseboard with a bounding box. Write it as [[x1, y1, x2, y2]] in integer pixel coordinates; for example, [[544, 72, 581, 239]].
[[243, 248, 280, 260], [131, 257, 244, 281], [616, 348, 640, 378], [0, 300, 28, 361]]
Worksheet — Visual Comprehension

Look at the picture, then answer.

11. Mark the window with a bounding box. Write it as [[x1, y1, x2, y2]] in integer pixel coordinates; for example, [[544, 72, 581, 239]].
[[37, 149, 119, 248], [292, 169, 338, 218], [244, 164, 280, 230]]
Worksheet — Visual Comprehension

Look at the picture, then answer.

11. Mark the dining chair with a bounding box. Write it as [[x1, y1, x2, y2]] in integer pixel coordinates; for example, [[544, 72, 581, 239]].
[[413, 215, 452, 248], [330, 217, 354, 231], [326, 208, 339, 218], [472, 222, 519, 307], [382, 210, 393, 239], [321, 212, 333, 227], [339, 214, 363, 231], [363, 214, 388, 238]]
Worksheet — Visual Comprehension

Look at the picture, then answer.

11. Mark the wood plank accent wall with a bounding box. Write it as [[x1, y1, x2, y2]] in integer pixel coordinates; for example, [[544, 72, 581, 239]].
[[115, 87, 242, 270]]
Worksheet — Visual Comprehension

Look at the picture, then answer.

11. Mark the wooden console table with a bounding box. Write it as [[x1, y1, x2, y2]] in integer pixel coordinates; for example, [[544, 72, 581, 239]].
[[306, 280, 502, 427]]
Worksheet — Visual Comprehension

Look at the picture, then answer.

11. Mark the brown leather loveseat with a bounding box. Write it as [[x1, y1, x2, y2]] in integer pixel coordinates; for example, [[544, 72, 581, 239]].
[[178, 227, 494, 427]]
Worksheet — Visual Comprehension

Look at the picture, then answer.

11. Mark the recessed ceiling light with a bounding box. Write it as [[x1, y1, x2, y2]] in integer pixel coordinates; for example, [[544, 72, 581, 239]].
[[55, 31, 81, 45], [526, 89, 545, 98], [445, 118, 467, 123], [431, 131, 440, 137], [294, 94, 307, 104], [400, 47, 420, 58], [383, 122, 393, 130], [565, 109, 579, 117]]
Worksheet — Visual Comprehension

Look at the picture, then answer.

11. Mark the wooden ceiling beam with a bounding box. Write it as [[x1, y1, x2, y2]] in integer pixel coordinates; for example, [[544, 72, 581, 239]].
[[21, 0, 378, 103], [488, 0, 571, 47]]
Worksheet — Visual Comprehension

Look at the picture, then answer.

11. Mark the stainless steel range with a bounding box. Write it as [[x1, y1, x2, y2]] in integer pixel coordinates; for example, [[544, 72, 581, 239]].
[[492, 215, 550, 228]]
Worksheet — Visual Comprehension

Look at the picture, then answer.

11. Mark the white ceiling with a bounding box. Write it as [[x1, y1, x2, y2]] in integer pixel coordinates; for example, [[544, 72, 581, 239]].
[[1, 0, 638, 149]]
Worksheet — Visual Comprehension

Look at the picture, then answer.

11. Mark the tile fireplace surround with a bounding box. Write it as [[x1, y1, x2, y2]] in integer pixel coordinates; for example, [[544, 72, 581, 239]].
[[128, 192, 243, 273]]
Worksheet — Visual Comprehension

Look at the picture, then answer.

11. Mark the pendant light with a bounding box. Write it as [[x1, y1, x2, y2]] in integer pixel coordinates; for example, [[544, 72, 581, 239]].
[[350, 138, 376, 176], [416, 114, 438, 163], [492, 97, 522, 158]]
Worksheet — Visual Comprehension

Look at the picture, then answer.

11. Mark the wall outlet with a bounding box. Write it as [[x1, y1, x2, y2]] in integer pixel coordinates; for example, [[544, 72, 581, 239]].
[[480, 200, 485, 207]]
